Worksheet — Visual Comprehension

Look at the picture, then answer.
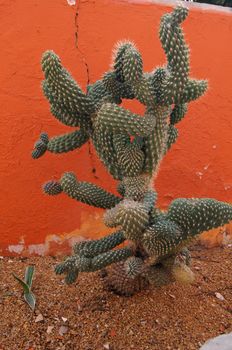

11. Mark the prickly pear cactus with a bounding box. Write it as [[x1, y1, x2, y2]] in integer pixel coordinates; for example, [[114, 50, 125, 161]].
[[32, 6, 232, 296]]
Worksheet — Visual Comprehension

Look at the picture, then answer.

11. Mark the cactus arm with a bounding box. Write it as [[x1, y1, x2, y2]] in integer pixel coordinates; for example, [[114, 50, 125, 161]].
[[112, 41, 138, 83], [120, 44, 155, 106], [143, 199, 232, 261], [87, 79, 115, 108], [181, 79, 208, 103], [73, 230, 125, 257], [143, 105, 170, 173], [165, 124, 179, 153], [158, 7, 208, 105], [31, 133, 49, 159], [115, 200, 150, 241], [167, 198, 232, 237], [32, 129, 89, 158], [42, 80, 81, 127], [92, 124, 122, 180], [170, 103, 188, 125], [95, 103, 157, 137], [60, 172, 121, 209], [102, 72, 134, 102], [41, 51, 95, 129], [122, 45, 143, 85], [47, 129, 89, 154], [142, 218, 185, 260], [91, 248, 133, 271], [55, 247, 133, 284], [143, 190, 157, 212], [158, 6, 190, 105], [42, 51, 95, 115]]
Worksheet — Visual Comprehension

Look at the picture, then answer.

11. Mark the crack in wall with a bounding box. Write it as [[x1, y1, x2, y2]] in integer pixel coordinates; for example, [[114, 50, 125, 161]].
[[74, 1, 99, 179], [74, 0, 90, 87]]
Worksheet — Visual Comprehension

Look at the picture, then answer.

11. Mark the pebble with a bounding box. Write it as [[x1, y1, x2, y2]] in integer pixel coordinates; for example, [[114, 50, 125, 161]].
[[35, 314, 44, 323], [215, 292, 225, 301], [58, 325, 69, 336], [47, 326, 54, 334]]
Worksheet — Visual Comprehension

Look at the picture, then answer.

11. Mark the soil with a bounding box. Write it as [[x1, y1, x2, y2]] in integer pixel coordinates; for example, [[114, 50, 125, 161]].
[[0, 245, 231, 350]]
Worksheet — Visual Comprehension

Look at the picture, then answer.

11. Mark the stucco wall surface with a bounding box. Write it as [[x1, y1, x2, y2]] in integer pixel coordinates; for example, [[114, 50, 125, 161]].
[[0, 0, 232, 255]]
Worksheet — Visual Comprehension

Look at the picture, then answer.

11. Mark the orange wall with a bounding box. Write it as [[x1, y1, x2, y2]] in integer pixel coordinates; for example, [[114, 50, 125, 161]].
[[1, 0, 232, 255]]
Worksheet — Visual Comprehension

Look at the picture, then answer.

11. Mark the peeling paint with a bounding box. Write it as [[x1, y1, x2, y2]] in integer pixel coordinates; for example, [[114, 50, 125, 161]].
[[4, 211, 112, 256], [8, 245, 24, 254], [28, 244, 47, 256], [196, 171, 203, 179]]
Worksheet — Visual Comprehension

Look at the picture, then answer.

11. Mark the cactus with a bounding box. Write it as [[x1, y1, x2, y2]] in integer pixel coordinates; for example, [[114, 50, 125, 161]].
[[32, 6, 232, 296]]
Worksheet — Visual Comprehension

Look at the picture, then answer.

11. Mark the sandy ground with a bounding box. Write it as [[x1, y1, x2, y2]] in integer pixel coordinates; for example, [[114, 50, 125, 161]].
[[0, 245, 231, 350]]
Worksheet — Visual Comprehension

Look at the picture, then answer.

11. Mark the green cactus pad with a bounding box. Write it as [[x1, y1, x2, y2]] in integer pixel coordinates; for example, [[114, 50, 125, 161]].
[[93, 124, 122, 180], [113, 134, 145, 176], [47, 129, 89, 154], [42, 51, 95, 116], [181, 79, 208, 103], [143, 105, 170, 173], [170, 103, 188, 125], [42, 80, 81, 127], [166, 124, 178, 151], [113, 41, 135, 83], [95, 103, 156, 137], [122, 45, 143, 85], [116, 200, 150, 241], [73, 231, 125, 258], [167, 198, 232, 236], [60, 172, 121, 209], [122, 174, 151, 201], [43, 181, 63, 195], [158, 7, 190, 105], [91, 247, 132, 271], [142, 218, 184, 260]]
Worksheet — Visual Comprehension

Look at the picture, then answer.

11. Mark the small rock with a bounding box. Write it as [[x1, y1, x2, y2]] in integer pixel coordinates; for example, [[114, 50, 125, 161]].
[[35, 314, 44, 323], [215, 292, 225, 301], [168, 293, 176, 299], [77, 304, 83, 312], [194, 266, 200, 270], [58, 325, 69, 336], [61, 317, 67, 323], [47, 326, 54, 334], [103, 343, 110, 350]]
